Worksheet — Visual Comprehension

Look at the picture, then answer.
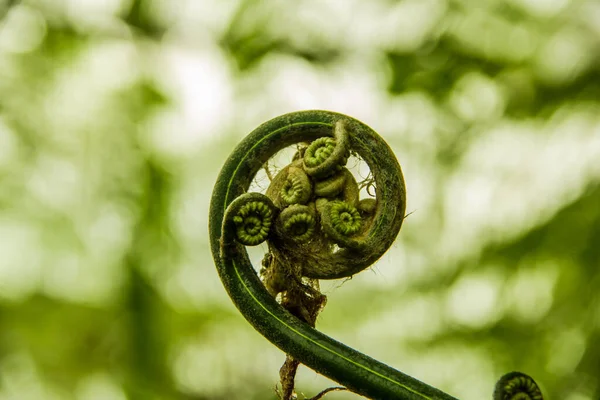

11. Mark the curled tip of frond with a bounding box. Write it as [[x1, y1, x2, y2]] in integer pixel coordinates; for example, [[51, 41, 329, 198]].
[[494, 372, 544, 400]]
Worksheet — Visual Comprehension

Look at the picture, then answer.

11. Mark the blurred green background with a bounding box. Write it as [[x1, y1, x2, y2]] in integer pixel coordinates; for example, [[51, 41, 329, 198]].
[[0, 0, 599, 399]]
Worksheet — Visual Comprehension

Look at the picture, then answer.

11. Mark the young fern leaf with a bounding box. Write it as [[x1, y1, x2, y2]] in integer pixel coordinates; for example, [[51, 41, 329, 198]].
[[209, 110, 544, 400]]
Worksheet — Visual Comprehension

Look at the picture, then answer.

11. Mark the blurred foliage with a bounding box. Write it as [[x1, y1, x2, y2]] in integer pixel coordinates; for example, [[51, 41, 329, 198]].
[[0, 0, 599, 399]]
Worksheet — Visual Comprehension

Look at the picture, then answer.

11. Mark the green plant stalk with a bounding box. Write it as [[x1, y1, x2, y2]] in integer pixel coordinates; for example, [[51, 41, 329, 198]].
[[209, 110, 457, 399]]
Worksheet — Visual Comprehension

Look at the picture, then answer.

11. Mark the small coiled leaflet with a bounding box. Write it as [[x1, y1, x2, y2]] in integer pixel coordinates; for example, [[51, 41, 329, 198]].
[[277, 204, 317, 244], [231, 196, 275, 246], [303, 120, 350, 178], [328, 201, 362, 235], [280, 166, 312, 206], [493, 372, 543, 400], [319, 200, 364, 250]]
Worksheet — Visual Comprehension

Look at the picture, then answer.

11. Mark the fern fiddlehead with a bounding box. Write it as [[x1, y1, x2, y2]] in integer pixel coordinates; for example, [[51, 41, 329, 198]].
[[276, 204, 317, 244], [493, 372, 544, 400], [319, 200, 364, 250], [229, 192, 277, 246], [209, 110, 544, 399]]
